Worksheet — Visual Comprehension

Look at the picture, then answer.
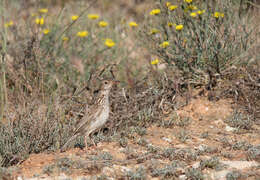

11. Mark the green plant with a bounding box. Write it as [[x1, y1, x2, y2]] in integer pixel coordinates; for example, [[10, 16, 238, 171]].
[[126, 166, 147, 180], [185, 168, 204, 180], [176, 129, 190, 143], [226, 170, 245, 180], [225, 111, 253, 130], [199, 156, 224, 170], [140, 0, 255, 87], [150, 162, 180, 178]]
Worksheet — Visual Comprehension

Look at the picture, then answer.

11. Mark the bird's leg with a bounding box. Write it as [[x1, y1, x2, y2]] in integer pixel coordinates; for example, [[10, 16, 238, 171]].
[[89, 133, 97, 148], [90, 136, 97, 147], [84, 135, 89, 150]]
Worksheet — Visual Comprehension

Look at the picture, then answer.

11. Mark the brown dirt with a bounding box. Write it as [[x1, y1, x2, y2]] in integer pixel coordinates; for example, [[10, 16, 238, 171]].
[[12, 97, 260, 179]]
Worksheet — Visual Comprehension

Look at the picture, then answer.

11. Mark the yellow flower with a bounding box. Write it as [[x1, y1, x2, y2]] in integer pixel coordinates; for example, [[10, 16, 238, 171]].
[[150, 28, 160, 34], [150, 9, 161, 15], [43, 29, 50, 34], [77, 31, 89, 37], [39, 8, 48, 13], [197, 10, 205, 15], [151, 58, 159, 65], [160, 41, 170, 48], [168, 22, 176, 27], [214, 12, 224, 18], [9, 21, 14, 26], [168, 5, 178, 11], [35, 18, 44, 25], [98, 21, 108, 27], [175, 24, 183, 31], [104, 38, 115, 48], [88, 14, 99, 20], [71, 15, 79, 21], [62, 36, 69, 41], [166, 2, 171, 7], [187, 5, 197, 10], [4, 21, 14, 28], [190, 12, 197, 17], [129, 21, 138, 27], [184, 0, 192, 3]]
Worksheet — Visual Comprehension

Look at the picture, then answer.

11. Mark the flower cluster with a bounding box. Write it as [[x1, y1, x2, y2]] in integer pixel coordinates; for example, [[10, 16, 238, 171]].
[[43, 29, 50, 34], [4, 21, 14, 28], [129, 21, 138, 27], [35, 17, 44, 25], [99, 21, 108, 27], [214, 12, 224, 18], [105, 39, 116, 48], [77, 31, 89, 37], [150, 9, 161, 15], [88, 14, 99, 20], [151, 58, 159, 65], [39, 8, 48, 13], [160, 41, 170, 48], [71, 15, 79, 21]]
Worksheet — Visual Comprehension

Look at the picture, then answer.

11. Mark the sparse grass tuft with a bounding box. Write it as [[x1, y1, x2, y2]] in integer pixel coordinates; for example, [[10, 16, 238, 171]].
[[200, 131, 209, 139], [161, 113, 191, 128], [185, 168, 204, 180], [247, 145, 260, 161], [56, 157, 74, 174], [226, 170, 246, 180], [232, 141, 252, 151], [162, 148, 177, 160], [119, 137, 128, 148], [199, 156, 224, 170], [134, 127, 147, 136], [0, 106, 73, 167], [137, 138, 148, 146], [126, 166, 147, 180], [176, 129, 190, 143], [225, 111, 253, 130], [150, 162, 181, 178]]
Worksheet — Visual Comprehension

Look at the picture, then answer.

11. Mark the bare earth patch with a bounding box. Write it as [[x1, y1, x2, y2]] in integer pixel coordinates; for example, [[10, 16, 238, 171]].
[[11, 97, 260, 179]]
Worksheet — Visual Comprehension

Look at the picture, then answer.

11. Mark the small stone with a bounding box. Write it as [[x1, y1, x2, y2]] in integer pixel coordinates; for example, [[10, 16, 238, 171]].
[[198, 144, 207, 151], [211, 170, 231, 180], [162, 137, 172, 143], [102, 166, 115, 177], [225, 125, 236, 132], [221, 160, 259, 169], [179, 174, 187, 180]]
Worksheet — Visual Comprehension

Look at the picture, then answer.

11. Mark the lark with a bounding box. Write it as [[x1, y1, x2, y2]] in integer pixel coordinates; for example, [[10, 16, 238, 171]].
[[61, 79, 118, 151]]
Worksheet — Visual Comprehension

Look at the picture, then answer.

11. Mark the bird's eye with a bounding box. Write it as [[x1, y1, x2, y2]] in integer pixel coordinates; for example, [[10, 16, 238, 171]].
[[104, 81, 108, 84]]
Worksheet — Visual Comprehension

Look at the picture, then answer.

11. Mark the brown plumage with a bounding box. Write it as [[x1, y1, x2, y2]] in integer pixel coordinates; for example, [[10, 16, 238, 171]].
[[61, 79, 118, 151]]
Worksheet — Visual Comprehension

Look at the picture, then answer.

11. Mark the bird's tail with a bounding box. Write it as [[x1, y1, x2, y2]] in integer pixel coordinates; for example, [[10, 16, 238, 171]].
[[61, 134, 78, 152]]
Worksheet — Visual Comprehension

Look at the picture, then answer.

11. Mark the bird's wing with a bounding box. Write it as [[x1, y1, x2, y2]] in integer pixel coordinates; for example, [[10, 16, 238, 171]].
[[73, 105, 98, 135]]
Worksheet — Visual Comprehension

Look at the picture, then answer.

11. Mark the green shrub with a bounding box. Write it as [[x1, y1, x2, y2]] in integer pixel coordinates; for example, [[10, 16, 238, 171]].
[[140, 0, 255, 86]]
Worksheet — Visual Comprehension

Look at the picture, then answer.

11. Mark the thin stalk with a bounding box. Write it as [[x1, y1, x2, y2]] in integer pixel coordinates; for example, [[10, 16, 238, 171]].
[[0, 0, 8, 122]]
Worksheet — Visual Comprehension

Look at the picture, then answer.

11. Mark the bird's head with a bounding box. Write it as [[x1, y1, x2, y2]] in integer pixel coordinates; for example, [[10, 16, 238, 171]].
[[101, 79, 120, 91]]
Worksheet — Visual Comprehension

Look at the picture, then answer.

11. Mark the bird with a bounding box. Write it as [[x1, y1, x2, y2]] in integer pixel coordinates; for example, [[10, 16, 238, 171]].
[[61, 79, 119, 151]]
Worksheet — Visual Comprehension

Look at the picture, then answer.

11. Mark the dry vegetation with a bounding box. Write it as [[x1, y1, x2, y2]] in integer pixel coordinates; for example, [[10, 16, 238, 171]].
[[0, 0, 259, 179]]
